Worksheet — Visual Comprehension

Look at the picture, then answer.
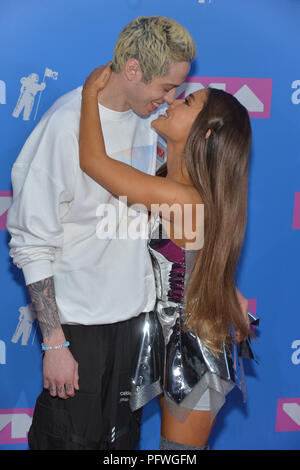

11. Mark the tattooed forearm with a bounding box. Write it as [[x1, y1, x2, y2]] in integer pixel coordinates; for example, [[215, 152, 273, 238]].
[[27, 277, 62, 341]]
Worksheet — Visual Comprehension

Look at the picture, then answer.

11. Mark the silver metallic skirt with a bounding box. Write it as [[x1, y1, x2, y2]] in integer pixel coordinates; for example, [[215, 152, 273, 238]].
[[130, 307, 258, 422]]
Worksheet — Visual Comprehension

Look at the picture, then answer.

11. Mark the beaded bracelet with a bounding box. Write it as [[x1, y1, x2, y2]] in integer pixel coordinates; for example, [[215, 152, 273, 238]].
[[41, 341, 70, 351]]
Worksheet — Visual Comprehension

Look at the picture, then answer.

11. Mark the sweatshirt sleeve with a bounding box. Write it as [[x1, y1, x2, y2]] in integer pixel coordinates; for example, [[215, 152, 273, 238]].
[[7, 115, 78, 286]]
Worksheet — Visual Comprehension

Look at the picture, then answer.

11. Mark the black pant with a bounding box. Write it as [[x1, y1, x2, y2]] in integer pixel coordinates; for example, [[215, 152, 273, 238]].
[[28, 314, 146, 450]]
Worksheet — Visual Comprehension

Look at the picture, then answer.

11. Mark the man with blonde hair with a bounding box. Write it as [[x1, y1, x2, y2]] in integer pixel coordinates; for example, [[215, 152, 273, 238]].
[[7, 16, 196, 450]]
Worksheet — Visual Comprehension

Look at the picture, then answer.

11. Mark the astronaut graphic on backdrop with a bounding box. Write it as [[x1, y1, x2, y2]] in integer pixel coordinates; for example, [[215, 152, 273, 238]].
[[12, 73, 45, 121], [12, 67, 58, 121], [11, 304, 37, 346]]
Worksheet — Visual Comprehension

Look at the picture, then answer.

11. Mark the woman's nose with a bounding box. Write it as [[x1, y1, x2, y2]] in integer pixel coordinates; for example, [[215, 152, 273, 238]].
[[169, 99, 184, 109]]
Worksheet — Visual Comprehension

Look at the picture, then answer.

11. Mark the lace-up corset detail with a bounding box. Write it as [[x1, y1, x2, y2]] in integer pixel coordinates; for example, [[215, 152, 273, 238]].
[[148, 218, 197, 307]]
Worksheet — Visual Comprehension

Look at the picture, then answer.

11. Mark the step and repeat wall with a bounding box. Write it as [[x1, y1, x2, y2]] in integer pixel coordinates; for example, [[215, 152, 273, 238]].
[[0, 0, 299, 450]]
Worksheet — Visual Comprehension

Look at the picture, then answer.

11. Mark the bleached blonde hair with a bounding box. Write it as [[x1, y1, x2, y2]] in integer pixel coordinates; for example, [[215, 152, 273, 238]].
[[112, 16, 196, 83]]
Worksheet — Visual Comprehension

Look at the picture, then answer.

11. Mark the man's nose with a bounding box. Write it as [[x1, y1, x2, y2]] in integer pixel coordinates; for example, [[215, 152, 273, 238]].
[[164, 88, 177, 105], [168, 99, 184, 109]]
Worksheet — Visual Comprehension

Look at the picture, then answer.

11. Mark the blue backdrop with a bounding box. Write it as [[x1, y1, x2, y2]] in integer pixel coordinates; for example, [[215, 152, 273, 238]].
[[0, 0, 299, 450]]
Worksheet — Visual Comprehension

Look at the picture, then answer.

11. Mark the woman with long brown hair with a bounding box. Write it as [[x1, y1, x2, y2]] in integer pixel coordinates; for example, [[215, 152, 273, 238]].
[[79, 63, 257, 450]]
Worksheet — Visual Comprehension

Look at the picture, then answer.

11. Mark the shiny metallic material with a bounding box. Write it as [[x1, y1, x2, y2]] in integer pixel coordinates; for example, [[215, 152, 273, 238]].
[[130, 215, 259, 420], [165, 312, 234, 406], [130, 311, 164, 411]]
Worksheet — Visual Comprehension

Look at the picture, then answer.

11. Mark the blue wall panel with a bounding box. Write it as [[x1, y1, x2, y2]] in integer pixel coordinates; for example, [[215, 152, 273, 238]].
[[0, 0, 299, 450]]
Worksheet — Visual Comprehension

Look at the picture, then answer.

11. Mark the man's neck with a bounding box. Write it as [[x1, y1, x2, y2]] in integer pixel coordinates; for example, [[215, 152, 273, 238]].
[[97, 72, 131, 112]]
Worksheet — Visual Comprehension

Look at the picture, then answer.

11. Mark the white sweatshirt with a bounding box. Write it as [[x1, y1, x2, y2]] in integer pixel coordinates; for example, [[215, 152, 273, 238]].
[[7, 86, 160, 325]]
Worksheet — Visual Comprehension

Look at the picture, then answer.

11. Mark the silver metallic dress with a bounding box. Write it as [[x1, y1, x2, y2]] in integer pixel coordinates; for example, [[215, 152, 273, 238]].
[[130, 215, 258, 422]]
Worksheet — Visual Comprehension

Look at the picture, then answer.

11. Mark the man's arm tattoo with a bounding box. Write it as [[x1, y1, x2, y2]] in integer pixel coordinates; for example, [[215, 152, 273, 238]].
[[27, 277, 62, 341]]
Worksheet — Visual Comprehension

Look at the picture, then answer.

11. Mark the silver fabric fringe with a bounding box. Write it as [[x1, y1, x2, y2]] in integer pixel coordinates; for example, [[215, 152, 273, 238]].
[[130, 214, 259, 421], [130, 309, 258, 422]]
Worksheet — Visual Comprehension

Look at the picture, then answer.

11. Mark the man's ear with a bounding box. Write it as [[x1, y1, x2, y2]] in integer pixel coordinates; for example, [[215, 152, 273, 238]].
[[124, 58, 143, 82]]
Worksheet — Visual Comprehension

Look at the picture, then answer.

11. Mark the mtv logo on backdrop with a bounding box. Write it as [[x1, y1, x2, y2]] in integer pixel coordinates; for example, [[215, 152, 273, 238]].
[[0, 80, 6, 104], [0, 191, 12, 231], [11, 304, 38, 347], [0, 340, 6, 365], [276, 398, 300, 432], [0, 409, 33, 444], [176, 77, 272, 118], [12, 67, 58, 121]]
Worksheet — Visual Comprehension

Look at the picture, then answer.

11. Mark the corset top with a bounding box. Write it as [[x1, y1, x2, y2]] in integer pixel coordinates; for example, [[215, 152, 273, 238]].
[[148, 217, 198, 307]]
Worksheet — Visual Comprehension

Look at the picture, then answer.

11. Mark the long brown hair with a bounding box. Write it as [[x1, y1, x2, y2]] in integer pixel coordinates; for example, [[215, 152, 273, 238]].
[[159, 88, 252, 353]]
